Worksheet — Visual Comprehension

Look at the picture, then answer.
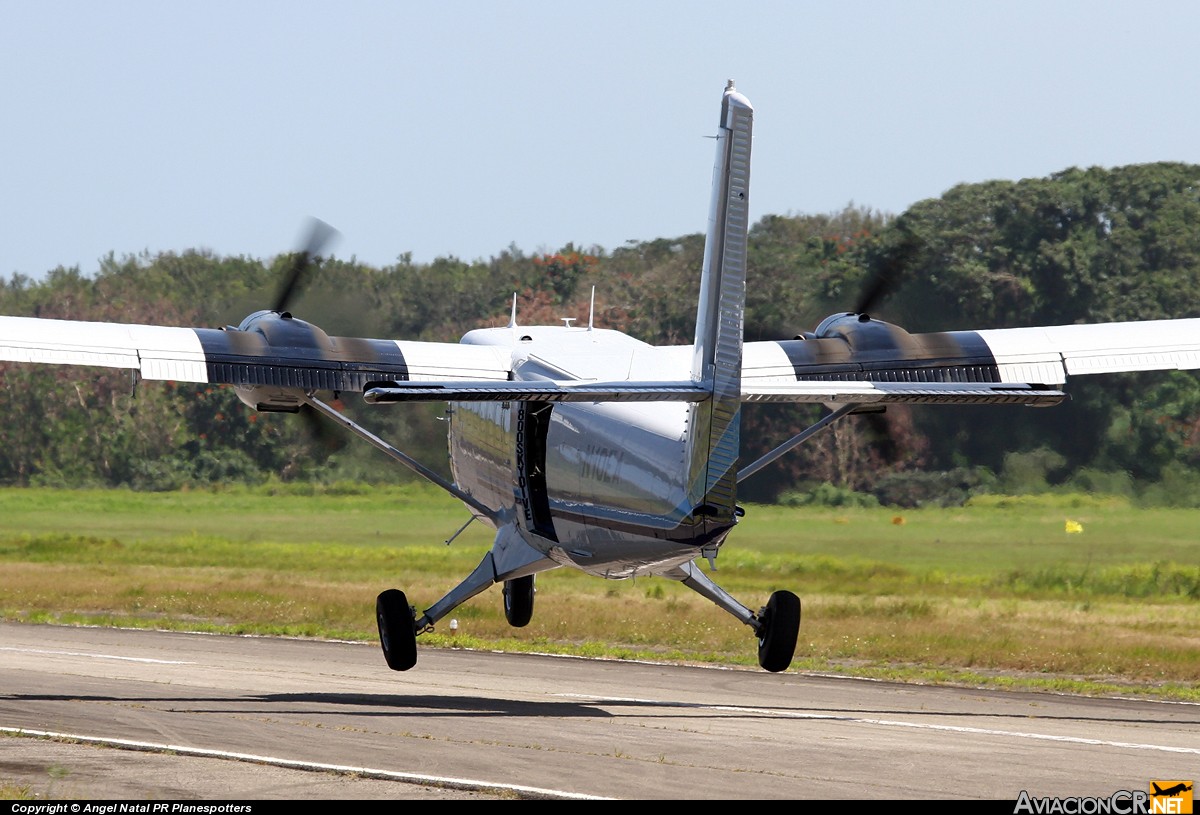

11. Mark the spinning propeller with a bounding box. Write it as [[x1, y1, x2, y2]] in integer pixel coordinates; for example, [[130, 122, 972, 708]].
[[273, 217, 341, 314], [270, 217, 345, 452], [854, 217, 921, 319], [816, 220, 925, 465]]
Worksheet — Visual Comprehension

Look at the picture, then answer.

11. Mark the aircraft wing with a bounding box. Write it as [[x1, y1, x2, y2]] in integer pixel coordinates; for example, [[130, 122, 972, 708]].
[[5, 314, 1200, 407], [741, 318, 1200, 406], [0, 315, 513, 389]]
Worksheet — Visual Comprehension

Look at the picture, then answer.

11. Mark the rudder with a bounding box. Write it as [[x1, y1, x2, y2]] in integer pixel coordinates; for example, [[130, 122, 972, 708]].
[[688, 81, 753, 526]]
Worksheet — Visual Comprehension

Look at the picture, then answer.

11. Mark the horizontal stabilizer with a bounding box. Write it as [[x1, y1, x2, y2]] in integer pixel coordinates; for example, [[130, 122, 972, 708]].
[[365, 381, 711, 403]]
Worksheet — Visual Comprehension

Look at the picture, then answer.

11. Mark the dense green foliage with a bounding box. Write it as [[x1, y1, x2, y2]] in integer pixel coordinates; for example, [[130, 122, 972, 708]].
[[3, 161, 1200, 502]]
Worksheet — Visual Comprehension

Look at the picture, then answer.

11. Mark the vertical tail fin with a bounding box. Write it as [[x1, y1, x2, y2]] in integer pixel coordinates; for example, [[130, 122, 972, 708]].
[[688, 81, 753, 525]]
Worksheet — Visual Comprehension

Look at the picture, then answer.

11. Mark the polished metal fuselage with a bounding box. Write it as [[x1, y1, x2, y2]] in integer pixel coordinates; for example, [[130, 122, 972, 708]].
[[447, 325, 734, 579]]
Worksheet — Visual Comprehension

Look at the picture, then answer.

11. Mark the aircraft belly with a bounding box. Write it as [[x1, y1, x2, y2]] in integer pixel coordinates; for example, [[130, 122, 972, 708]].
[[546, 516, 708, 579]]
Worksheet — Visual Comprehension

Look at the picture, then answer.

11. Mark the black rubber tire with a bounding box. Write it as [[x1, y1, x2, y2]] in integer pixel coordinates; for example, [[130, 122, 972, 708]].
[[376, 589, 417, 671], [502, 575, 535, 628], [757, 590, 801, 673]]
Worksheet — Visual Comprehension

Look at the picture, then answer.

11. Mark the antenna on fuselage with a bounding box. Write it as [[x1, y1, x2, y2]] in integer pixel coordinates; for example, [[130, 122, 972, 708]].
[[508, 293, 518, 328], [588, 286, 596, 331]]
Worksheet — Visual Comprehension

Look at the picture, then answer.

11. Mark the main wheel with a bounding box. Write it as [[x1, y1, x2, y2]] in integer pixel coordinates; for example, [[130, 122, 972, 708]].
[[376, 589, 417, 671], [757, 590, 801, 673], [502, 575, 535, 628]]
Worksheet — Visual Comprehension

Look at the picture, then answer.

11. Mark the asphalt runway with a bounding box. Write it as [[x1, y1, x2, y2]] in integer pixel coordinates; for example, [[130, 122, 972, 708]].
[[1, 622, 1196, 801]]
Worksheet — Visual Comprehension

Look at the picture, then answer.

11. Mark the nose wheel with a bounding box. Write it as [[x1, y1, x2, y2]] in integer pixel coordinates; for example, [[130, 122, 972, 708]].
[[377, 589, 418, 671], [756, 590, 801, 673]]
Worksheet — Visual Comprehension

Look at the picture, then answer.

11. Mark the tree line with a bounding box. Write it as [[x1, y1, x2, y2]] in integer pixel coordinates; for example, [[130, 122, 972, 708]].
[[3, 161, 1200, 505]]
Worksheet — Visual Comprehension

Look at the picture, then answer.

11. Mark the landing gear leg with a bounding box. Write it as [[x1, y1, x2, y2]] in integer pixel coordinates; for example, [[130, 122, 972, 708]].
[[666, 560, 802, 673], [377, 588, 418, 671], [757, 590, 801, 673], [502, 574, 535, 627]]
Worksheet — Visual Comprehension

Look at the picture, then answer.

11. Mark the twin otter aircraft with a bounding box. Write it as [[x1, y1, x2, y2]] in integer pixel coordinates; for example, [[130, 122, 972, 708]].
[[3, 82, 1200, 672]]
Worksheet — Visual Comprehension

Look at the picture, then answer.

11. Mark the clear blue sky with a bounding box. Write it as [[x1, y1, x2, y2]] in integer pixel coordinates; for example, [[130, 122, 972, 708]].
[[4, 1, 1199, 278]]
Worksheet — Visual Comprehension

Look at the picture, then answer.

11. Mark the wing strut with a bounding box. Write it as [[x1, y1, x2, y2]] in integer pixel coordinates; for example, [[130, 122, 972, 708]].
[[737, 404, 858, 484], [300, 393, 499, 523]]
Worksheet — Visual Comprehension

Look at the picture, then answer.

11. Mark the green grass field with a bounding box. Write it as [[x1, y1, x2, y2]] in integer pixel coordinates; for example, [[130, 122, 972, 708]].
[[0, 484, 1196, 700]]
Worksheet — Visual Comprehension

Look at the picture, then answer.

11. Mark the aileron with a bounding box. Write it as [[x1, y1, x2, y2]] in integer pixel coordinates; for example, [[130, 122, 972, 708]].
[[978, 319, 1200, 380], [741, 380, 1065, 406], [0, 316, 208, 382]]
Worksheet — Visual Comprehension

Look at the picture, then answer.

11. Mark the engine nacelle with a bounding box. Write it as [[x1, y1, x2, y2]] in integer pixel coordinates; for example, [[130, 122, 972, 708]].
[[234, 309, 335, 347], [804, 312, 914, 353], [226, 310, 337, 412]]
